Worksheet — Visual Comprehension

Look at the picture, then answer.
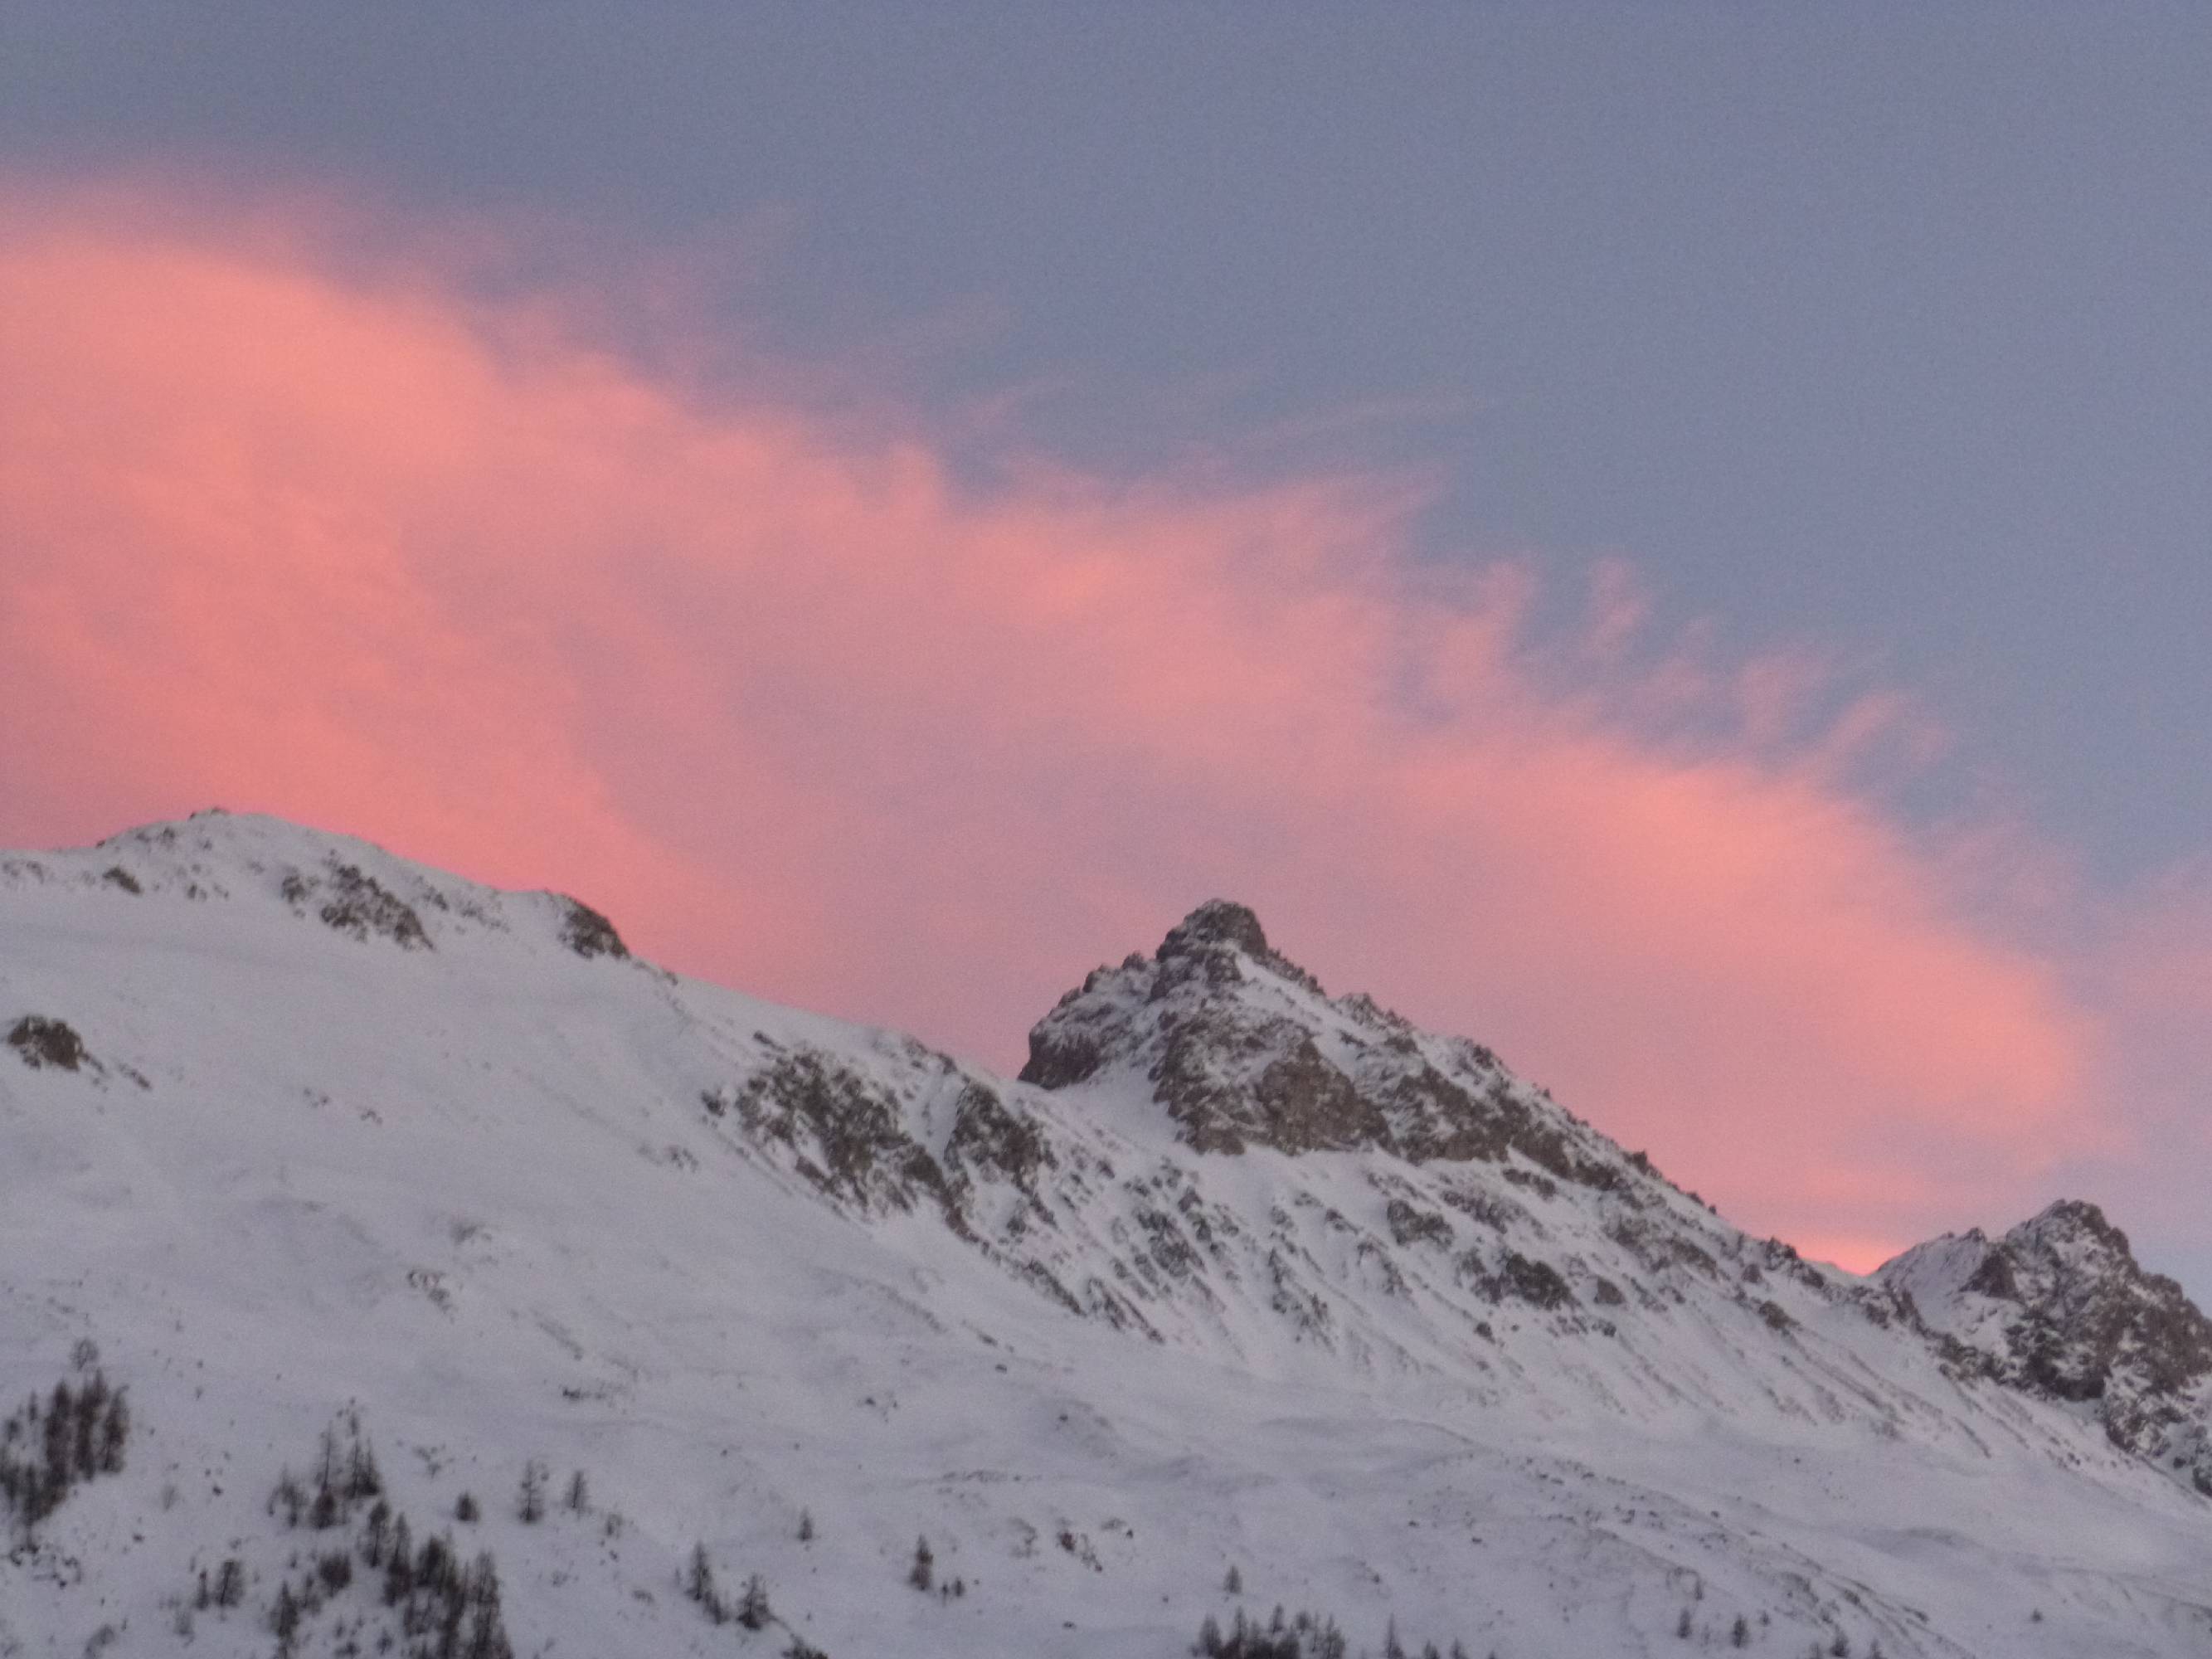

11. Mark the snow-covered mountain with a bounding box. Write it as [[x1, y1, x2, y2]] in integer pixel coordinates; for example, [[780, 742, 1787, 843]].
[[4, 810, 2212, 1659]]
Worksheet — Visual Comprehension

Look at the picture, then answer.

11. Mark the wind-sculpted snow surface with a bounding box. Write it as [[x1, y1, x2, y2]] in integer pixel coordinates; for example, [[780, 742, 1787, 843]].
[[4, 812, 2212, 1657]]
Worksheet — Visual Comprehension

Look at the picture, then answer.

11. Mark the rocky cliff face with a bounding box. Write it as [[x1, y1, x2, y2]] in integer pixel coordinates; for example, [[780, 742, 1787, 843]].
[[1881, 1199, 2212, 1493], [1021, 899, 1639, 1189]]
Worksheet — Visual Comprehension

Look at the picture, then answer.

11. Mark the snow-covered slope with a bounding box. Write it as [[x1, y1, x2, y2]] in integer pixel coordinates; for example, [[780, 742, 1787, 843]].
[[4, 811, 2212, 1659]]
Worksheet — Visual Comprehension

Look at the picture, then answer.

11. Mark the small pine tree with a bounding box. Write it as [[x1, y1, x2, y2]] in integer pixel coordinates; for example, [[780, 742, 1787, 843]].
[[1384, 1617, 1407, 1659], [1732, 1614, 1750, 1648], [418, 1531, 455, 1596], [456, 1491, 480, 1523], [1224, 1563, 1242, 1595], [517, 1459, 547, 1524], [685, 1542, 717, 1608], [364, 1500, 391, 1567], [346, 1433, 382, 1499], [460, 1552, 511, 1659], [384, 1517, 415, 1604], [565, 1469, 589, 1513], [95, 1388, 128, 1476], [797, 1507, 814, 1543], [72, 1372, 106, 1480], [908, 1535, 935, 1592], [272, 1583, 301, 1657], [1677, 1607, 1694, 1640], [42, 1382, 72, 1491], [737, 1574, 771, 1631], [214, 1558, 246, 1609]]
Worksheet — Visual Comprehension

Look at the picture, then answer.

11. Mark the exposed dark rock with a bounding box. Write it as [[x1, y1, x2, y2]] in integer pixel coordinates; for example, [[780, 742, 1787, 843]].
[[557, 897, 628, 960], [1607, 1216, 1719, 1279], [1501, 1167, 1558, 1201], [1962, 1246, 2019, 1301], [731, 1049, 955, 1221], [944, 1082, 1054, 1192], [1160, 899, 1271, 961], [1021, 1027, 1105, 1091], [1486, 1252, 1576, 1311], [100, 866, 141, 894], [285, 861, 431, 950], [7, 1015, 89, 1072], [1383, 1199, 1454, 1249], [1153, 1024, 1381, 1155]]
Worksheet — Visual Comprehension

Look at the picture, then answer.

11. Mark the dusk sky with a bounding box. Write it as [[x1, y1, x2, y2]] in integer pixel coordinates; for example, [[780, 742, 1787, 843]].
[[5, 7, 2210, 1289]]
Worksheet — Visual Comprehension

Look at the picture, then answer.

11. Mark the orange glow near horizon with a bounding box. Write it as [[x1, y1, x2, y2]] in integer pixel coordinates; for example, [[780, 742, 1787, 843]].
[[0, 178, 2113, 1257]]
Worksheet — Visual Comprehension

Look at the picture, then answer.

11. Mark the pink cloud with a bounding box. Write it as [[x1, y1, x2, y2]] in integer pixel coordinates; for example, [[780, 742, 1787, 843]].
[[0, 178, 2109, 1255]]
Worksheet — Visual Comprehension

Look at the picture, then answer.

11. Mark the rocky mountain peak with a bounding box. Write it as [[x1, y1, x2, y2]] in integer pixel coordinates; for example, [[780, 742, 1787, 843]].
[[1159, 898, 1273, 961], [2011, 1197, 2132, 1260], [1881, 1197, 2212, 1495], [1020, 904, 1639, 1194]]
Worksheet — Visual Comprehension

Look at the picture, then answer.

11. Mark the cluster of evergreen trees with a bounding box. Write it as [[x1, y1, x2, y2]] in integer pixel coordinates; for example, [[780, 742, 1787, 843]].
[[266, 1412, 383, 1531], [1193, 1606, 1353, 1659], [206, 1415, 516, 1659], [1193, 1606, 1479, 1659], [685, 1542, 770, 1630], [683, 1540, 828, 1657], [365, 1518, 513, 1659], [0, 1367, 129, 1533]]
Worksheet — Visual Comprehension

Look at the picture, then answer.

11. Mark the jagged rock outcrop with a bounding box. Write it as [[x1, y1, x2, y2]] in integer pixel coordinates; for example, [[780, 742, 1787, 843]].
[[7, 1014, 89, 1072], [1882, 1199, 2212, 1493], [1023, 900, 1632, 1190]]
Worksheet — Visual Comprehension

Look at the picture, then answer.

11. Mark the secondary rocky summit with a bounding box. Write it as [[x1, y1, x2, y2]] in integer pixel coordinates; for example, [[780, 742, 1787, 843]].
[[1884, 1199, 2212, 1493]]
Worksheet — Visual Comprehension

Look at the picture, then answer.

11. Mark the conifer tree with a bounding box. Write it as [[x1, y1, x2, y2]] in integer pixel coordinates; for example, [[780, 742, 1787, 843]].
[[737, 1573, 771, 1630], [385, 1515, 416, 1604], [517, 1460, 547, 1524], [96, 1388, 128, 1475], [685, 1542, 717, 1608]]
